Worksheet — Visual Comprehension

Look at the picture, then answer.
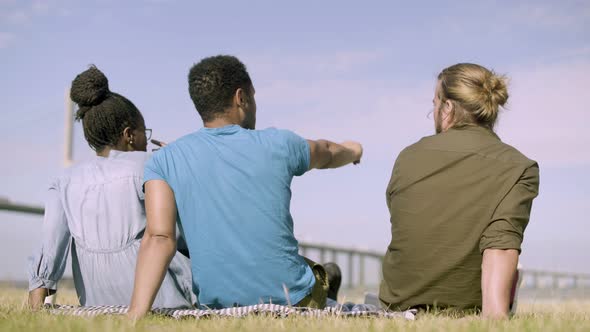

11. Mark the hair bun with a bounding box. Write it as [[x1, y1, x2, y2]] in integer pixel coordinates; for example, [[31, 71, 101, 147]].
[[70, 65, 110, 109], [483, 74, 508, 107], [476, 72, 508, 122]]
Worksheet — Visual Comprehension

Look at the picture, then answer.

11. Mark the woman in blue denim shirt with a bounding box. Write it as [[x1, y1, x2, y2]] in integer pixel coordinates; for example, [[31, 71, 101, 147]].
[[28, 66, 195, 309]]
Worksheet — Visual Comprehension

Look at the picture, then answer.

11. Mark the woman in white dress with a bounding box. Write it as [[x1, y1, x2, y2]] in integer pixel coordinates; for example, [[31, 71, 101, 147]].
[[28, 66, 195, 308]]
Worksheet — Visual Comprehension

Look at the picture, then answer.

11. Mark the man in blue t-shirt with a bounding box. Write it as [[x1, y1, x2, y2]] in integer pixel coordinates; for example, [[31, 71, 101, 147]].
[[128, 55, 362, 317]]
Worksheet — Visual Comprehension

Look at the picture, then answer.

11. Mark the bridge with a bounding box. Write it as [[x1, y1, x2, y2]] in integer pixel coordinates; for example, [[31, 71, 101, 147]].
[[298, 242, 590, 299], [2, 199, 589, 299]]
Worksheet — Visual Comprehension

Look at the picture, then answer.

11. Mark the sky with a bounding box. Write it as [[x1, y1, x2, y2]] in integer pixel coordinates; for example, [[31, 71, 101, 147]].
[[0, 0, 589, 280]]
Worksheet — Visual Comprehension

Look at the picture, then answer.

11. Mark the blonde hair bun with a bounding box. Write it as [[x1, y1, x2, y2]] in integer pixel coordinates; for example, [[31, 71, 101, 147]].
[[479, 71, 508, 121], [438, 63, 509, 129]]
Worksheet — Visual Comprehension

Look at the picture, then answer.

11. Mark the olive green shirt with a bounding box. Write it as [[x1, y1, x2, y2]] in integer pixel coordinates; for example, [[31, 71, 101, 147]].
[[379, 125, 540, 310]]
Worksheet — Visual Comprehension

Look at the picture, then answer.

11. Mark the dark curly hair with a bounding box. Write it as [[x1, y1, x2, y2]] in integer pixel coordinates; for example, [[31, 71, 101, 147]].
[[70, 66, 144, 151], [188, 55, 253, 122]]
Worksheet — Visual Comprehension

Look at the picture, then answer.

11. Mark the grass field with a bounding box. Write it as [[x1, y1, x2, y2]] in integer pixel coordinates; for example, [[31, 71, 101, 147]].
[[1, 288, 589, 332]]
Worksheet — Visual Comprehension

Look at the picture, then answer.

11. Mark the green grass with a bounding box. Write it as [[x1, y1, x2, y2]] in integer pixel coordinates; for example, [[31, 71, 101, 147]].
[[1, 288, 589, 332]]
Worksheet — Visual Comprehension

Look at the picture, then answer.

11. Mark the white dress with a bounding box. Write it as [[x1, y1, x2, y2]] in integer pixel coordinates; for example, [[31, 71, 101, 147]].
[[28, 150, 195, 307]]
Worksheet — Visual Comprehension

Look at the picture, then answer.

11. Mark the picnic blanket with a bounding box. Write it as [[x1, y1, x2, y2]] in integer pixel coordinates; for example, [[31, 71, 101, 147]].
[[48, 303, 417, 320]]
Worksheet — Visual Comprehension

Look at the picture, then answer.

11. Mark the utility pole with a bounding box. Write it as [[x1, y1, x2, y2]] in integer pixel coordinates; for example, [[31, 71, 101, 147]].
[[63, 89, 74, 167]]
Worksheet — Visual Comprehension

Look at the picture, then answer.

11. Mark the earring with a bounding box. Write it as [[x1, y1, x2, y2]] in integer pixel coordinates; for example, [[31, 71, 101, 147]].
[[129, 140, 134, 145]]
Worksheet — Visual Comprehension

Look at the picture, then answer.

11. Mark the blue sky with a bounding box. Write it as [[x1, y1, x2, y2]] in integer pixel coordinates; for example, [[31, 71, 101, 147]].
[[0, 0, 589, 280]]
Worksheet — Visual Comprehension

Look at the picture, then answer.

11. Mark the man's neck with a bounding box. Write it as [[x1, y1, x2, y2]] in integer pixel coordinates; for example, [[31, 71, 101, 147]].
[[204, 117, 242, 129]]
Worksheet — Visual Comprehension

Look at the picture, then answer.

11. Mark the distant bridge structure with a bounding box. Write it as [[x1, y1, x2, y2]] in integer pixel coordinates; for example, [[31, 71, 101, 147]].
[[2, 199, 589, 298]]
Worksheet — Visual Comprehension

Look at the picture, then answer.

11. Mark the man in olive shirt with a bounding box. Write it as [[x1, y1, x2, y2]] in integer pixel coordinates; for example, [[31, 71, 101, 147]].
[[380, 63, 539, 318]]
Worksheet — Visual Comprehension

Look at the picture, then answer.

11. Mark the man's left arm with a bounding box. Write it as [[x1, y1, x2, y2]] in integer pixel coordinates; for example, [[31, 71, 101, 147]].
[[481, 248, 519, 319], [128, 180, 178, 319], [480, 164, 539, 319]]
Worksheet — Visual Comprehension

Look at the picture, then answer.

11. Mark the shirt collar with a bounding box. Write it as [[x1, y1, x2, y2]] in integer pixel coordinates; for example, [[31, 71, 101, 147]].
[[200, 124, 243, 135], [450, 125, 501, 141]]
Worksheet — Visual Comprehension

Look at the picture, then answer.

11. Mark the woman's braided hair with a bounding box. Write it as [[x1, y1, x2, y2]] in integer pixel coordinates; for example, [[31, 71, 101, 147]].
[[70, 65, 143, 151]]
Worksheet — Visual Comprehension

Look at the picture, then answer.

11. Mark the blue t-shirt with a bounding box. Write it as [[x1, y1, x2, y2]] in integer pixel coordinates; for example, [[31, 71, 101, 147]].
[[144, 125, 315, 308]]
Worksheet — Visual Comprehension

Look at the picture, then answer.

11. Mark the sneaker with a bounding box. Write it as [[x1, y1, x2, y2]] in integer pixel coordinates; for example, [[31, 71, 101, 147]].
[[323, 262, 342, 301]]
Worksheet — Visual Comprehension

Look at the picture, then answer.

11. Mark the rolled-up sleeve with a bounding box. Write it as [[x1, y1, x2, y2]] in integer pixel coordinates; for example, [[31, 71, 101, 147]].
[[28, 180, 71, 291], [479, 163, 540, 254]]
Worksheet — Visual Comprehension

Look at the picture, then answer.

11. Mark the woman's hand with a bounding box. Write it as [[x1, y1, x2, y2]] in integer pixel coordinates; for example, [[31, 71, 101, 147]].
[[151, 139, 167, 147]]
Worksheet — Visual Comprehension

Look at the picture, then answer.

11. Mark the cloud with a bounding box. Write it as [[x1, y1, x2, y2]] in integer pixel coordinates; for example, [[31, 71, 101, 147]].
[[497, 60, 590, 167], [1, 10, 30, 24], [0, 1, 70, 49], [0, 31, 15, 48], [245, 50, 386, 79], [510, 2, 590, 30], [31, 0, 50, 14], [256, 77, 409, 137], [298, 51, 385, 74], [437, 2, 590, 39], [0, 0, 60, 26]]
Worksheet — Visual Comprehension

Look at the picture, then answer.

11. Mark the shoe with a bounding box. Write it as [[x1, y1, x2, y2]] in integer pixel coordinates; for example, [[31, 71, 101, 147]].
[[323, 262, 342, 301]]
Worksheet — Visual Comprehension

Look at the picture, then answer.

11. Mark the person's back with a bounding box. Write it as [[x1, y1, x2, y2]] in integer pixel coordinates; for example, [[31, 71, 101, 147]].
[[128, 55, 363, 317], [44, 151, 193, 306], [59, 151, 147, 251], [28, 66, 194, 308], [380, 125, 537, 310], [379, 63, 539, 318], [146, 126, 314, 307]]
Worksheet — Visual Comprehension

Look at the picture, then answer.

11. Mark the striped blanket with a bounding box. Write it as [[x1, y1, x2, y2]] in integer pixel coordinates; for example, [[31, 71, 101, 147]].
[[48, 303, 417, 320]]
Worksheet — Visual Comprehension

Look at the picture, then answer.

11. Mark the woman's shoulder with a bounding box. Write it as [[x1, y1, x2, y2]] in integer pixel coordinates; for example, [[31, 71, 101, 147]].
[[107, 151, 152, 175], [57, 151, 151, 185]]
